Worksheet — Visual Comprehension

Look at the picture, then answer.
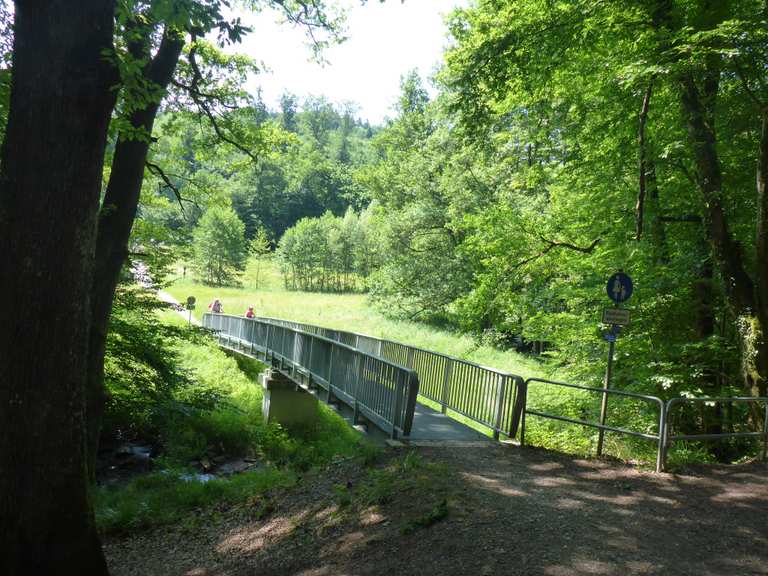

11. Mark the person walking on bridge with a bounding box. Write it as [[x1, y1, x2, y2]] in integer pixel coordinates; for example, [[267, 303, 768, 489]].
[[245, 306, 255, 319], [208, 298, 223, 313]]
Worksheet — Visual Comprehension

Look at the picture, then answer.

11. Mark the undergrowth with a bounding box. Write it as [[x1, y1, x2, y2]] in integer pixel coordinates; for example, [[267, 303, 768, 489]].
[[96, 307, 376, 536]]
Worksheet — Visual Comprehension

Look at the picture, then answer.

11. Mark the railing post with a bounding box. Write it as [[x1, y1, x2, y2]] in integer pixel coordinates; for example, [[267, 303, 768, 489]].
[[492, 375, 508, 441], [518, 380, 528, 447], [440, 359, 453, 414], [353, 352, 364, 425], [406, 347, 415, 369], [391, 373, 405, 439], [762, 402, 768, 462], [402, 371, 419, 437], [508, 377, 525, 438], [265, 323, 272, 363], [326, 344, 334, 403], [377, 339, 383, 357], [656, 399, 667, 473], [308, 335, 315, 387], [660, 399, 673, 472]]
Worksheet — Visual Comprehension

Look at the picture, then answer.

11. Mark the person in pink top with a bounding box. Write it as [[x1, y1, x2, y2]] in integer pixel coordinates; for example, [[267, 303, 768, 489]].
[[208, 298, 223, 313], [245, 306, 255, 319]]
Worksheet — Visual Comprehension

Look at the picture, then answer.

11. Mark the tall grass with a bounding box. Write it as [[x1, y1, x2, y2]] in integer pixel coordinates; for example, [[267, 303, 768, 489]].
[[168, 258, 548, 380]]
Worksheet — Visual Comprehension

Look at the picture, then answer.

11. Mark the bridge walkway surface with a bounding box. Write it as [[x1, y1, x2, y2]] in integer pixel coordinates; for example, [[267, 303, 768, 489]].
[[406, 403, 488, 442]]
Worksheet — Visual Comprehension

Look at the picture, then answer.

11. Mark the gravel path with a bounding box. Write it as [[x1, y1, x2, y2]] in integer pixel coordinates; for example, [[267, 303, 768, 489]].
[[105, 445, 768, 576]]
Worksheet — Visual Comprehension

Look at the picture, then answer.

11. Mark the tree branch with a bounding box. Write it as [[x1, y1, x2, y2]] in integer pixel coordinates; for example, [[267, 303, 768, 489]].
[[186, 35, 258, 161], [732, 57, 768, 112], [170, 79, 239, 109], [145, 161, 189, 213], [507, 232, 601, 271], [636, 82, 654, 240]]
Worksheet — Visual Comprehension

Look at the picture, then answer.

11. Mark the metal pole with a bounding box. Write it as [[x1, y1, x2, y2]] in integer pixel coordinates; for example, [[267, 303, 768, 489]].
[[406, 347, 415, 369], [492, 375, 507, 441], [596, 337, 615, 456], [762, 402, 768, 462], [440, 359, 453, 414], [326, 345, 334, 403], [520, 384, 527, 447], [656, 400, 666, 473]]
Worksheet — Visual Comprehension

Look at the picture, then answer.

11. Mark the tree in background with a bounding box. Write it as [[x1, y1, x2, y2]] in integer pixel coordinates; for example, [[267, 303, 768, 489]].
[[357, 71, 474, 321], [276, 205, 385, 293], [193, 206, 248, 286], [248, 227, 273, 288], [437, 0, 768, 400]]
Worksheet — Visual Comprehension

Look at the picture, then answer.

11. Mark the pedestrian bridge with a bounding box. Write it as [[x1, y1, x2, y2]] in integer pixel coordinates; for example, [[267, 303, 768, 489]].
[[203, 313, 497, 443], [202, 313, 768, 471]]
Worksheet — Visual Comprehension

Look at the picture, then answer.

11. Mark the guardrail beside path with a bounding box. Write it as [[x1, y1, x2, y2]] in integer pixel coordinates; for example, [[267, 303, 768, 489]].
[[518, 379, 768, 472], [203, 313, 419, 439]]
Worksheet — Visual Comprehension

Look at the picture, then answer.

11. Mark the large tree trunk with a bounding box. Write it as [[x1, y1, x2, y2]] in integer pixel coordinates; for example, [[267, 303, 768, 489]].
[[0, 1, 117, 574], [86, 29, 184, 479], [679, 70, 768, 399], [746, 111, 768, 398]]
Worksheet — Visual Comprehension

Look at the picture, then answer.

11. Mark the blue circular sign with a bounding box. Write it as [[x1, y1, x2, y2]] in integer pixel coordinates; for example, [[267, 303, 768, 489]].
[[606, 272, 633, 304]]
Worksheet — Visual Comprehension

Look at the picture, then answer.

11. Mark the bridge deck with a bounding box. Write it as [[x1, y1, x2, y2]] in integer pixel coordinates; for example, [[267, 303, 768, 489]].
[[407, 403, 488, 442]]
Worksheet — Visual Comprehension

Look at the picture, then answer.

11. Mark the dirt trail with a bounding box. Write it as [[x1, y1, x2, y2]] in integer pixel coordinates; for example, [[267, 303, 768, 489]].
[[105, 445, 768, 576]]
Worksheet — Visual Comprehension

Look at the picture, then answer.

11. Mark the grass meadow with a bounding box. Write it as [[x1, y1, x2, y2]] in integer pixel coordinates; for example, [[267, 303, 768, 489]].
[[167, 257, 549, 381]]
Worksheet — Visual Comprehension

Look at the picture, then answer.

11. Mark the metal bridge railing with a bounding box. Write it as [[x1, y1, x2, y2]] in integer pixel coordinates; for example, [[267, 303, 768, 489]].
[[250, 315, 525, 440], [203, 313, 419, 439]]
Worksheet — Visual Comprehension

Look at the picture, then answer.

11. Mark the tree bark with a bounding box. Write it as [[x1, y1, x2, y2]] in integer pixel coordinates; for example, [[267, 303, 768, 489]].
[[0, 1, 117, 574], [745, 111, 768, 398], [679, 70, 767, 398], [86, 28, 184, 479], [636, 83, 653, 241]]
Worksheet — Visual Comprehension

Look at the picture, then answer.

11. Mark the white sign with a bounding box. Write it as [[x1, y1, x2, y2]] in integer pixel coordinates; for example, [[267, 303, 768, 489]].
[[602, 308, 630, 325]]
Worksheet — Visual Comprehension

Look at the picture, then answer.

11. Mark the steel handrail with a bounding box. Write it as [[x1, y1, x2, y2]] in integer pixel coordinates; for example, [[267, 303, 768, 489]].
[[521, 378, 666, 472], [662, 396, 768, 465], [203, 313, 420, 439], [253, 315, 517, 378], [251, 315, 523, 438]]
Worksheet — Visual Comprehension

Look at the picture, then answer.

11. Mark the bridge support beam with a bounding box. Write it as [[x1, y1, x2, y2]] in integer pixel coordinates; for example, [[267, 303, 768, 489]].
[[261, 369, 318, 427]]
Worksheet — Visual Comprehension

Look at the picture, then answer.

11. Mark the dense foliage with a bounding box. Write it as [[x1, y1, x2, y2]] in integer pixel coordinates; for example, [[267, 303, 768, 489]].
[[276, 206, 383, 292], [145, 95, 377, 246], [192, 205, 248, 285], [246, 1, 768, 451], [344, 1, 768, 408]]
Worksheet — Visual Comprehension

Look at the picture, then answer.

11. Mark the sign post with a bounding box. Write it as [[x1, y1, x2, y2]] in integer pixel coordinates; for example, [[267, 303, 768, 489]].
[[597, 272, 633, 456], [186, 296, 196, 327]]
